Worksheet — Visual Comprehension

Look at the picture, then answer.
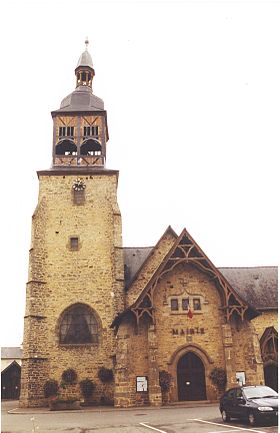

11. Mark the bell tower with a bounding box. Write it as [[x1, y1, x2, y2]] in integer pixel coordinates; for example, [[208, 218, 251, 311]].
[[52, 39, 108, 168], [20, 41, 124, 407]]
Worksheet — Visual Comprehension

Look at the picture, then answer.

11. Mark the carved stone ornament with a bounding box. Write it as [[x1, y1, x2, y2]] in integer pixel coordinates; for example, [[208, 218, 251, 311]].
[[72, 178, 86, 191]]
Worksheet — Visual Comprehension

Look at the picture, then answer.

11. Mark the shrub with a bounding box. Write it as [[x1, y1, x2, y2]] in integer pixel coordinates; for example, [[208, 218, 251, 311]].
[[159, 370, 172, 392], [61, 368, 77, 384], [209, 367, 227, 391], [80, 379, 96, 399], [43, 379, 59, 398], [98, 367, 114, 383]]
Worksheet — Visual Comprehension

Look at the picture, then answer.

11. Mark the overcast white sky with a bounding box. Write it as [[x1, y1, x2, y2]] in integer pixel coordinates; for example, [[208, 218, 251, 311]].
[[1, 0, 279, 347]]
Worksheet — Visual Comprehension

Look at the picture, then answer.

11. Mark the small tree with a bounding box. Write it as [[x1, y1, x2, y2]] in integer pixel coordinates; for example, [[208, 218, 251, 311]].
[[80, 379, 96, 400], [209, 367, 227, 391]]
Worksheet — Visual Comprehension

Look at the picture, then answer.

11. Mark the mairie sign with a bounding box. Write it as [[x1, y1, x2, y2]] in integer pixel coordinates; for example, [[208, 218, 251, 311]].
[[172, 328, 205, 336]]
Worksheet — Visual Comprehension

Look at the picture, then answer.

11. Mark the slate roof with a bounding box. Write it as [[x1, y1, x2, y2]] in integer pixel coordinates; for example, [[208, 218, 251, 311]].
[[123, 246, 153, 287], [52, 85, 104, 114], [76, 49, 94, 69], [1, 347, 22, 359], [52, 42, 104, 114], [219, 266, 278, 310], [123, 247, 278, 311]]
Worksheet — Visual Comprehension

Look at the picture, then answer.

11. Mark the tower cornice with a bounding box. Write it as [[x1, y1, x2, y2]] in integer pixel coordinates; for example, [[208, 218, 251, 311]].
[[51, 109, 107, 117], [37, 168, 119, 177]]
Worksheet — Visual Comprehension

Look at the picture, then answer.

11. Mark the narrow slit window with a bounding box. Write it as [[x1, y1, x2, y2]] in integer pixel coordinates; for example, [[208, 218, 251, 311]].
[[59, 126, 74, 138], [182, 298, 190, 311], [171, 299, 179, 311], [92, 126, 98, 135], [83, 126, 99, 137], [73, 189, 85, 205], [66, 126, 74, 137], [193, 298, 201, 311], [59, 126, 66, 137], [70, 237, 79, 250]]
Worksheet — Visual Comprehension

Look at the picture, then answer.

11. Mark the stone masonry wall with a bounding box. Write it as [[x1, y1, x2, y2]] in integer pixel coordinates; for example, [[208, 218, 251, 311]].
[[115, 260, 275, 406], [114, 317, 150, 407], [153, 262, 227, 401], [20, 172, 124, 407], [231, 320, 264, 386], [251, 310, 278, 338]]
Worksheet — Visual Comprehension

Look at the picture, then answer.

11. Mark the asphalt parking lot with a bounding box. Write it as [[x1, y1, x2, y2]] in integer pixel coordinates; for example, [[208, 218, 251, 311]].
[[1, 401, 278, 433]]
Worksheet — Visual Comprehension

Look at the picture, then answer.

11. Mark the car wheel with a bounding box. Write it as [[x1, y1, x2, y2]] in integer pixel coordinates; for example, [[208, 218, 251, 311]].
[[221, 410, 231, 422], [248, 412, 256, 426]]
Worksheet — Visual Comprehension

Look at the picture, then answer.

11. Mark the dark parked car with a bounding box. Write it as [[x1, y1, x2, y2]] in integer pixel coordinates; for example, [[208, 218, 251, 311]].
[[220, 385, 278, 426]]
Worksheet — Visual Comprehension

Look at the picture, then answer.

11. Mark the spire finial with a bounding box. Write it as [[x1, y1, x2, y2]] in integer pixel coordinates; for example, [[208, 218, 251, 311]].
[[85, 37, 89, 51]]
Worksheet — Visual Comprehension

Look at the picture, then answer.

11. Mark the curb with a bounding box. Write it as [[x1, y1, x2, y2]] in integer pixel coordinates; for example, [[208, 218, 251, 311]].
[[7, 402, 218, 415]]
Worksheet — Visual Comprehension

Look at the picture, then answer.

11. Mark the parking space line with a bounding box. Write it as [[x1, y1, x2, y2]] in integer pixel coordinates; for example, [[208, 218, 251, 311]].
[[191, 419, 266, 433], [139, 422, 168, 433], [208, 430, 245, 433]]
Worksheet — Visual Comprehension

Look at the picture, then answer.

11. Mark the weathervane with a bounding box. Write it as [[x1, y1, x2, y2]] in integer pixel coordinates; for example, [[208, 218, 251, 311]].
[[85, 37, 89, 51]]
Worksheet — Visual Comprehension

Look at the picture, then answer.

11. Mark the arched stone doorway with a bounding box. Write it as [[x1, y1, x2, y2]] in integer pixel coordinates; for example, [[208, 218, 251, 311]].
[[177, 352, 206, 401]]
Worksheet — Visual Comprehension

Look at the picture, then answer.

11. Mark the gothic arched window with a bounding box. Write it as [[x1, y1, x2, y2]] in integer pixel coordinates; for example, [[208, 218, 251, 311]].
[[59, 304, 99, 345], [260, 327, 278, 363]]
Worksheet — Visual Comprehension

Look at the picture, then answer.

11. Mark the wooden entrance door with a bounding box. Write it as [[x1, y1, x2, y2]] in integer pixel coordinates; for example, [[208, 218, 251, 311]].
[[177, 352, 206, 401]]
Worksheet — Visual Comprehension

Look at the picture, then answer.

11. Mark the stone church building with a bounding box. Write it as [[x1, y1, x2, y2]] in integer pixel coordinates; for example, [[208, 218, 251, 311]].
[[20, 42, 278, 408]]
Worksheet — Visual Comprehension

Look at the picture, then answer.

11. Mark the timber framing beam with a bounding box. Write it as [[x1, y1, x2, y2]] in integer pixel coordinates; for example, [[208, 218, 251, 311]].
[[131, 229, 256, 324]]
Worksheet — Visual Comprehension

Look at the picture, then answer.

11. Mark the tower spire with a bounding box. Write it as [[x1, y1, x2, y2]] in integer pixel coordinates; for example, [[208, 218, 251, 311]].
[[51, 40, 108, 169], [75, 39, 95, 89]]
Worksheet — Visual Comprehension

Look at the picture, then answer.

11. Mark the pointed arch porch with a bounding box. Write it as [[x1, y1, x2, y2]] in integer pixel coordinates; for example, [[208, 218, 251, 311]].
[[167, 343, 215, 402]]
